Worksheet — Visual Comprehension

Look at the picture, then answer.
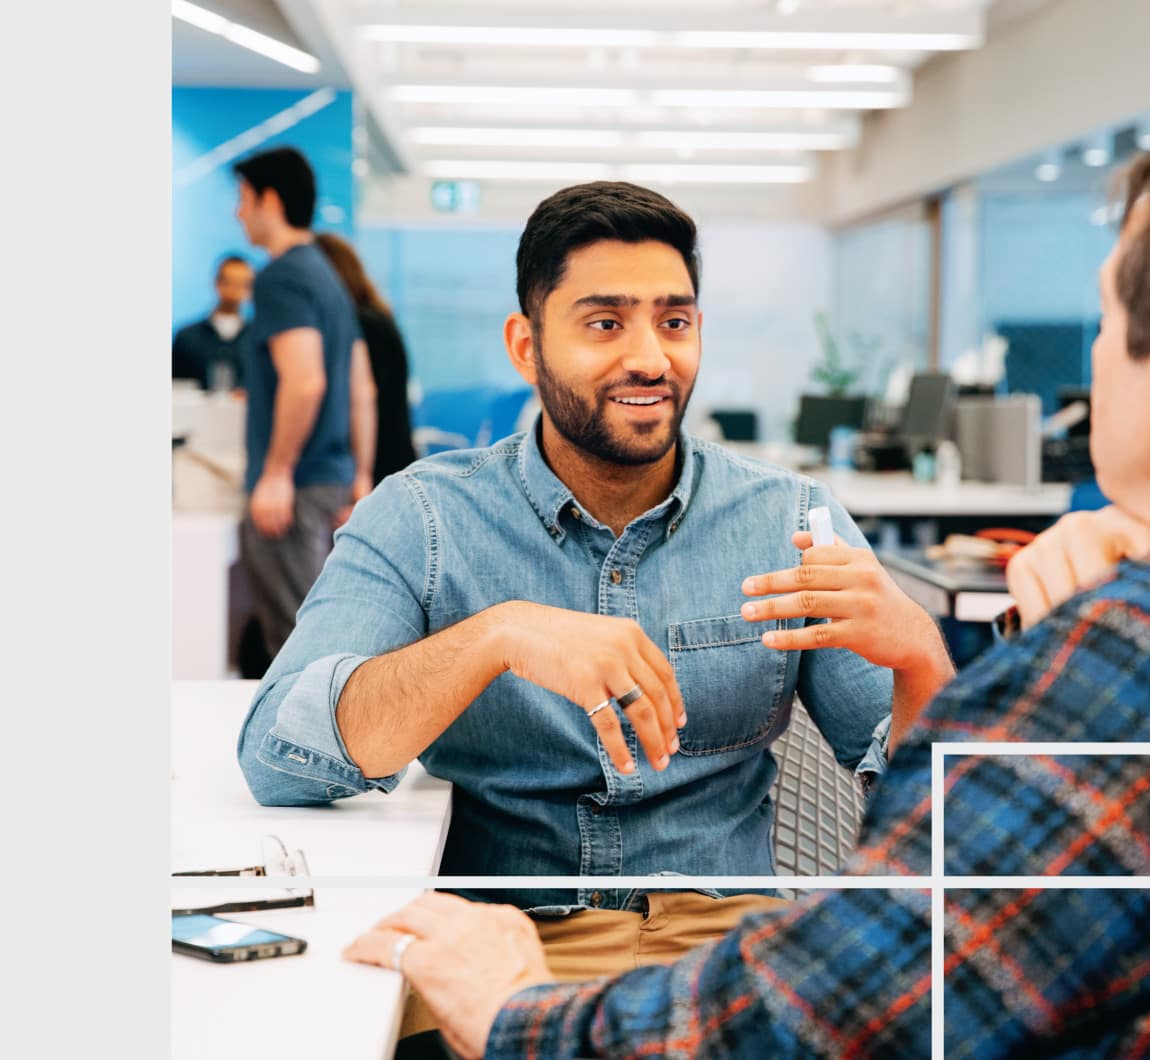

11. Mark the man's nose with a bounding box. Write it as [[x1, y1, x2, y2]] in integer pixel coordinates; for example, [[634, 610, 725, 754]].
[[622, 324, 671, 378]]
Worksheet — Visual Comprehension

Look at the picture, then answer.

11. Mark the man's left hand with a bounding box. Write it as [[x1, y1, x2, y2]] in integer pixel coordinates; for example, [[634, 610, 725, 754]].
[[741, 532, 943, 671], [333, 472, 374, 530], [343, 892, 552, 1060]]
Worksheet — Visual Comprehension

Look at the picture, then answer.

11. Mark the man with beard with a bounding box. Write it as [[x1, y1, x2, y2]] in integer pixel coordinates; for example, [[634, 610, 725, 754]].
[[238, 182, 954, 1046]]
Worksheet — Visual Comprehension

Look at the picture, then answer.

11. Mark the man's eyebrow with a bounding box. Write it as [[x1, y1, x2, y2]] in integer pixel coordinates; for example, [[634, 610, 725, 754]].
[[569, 293, 697, 312]]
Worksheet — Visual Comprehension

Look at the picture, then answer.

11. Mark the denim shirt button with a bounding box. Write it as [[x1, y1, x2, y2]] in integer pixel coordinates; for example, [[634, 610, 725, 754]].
[[570, 507, 581, 520], [590, 891, 603, 908], [591, 803, 602, 815], [610, 569, 622, 585]]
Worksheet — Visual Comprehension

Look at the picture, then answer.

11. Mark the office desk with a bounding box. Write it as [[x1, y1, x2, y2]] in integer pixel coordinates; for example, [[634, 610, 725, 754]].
[[172, 886, 420, 1060], [878, 549, 1012, 623], [172, 681, 454, 1060], [171, 680, 454, 877]]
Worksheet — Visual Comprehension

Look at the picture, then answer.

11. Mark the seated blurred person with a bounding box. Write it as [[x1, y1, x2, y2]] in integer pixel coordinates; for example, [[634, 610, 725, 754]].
[[315, 232, 416, 486], [171, 254, 254, 393]]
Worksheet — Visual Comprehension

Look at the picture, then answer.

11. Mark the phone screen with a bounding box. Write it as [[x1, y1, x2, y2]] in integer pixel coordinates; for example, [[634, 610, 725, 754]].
[[172, 913, 297, 951]]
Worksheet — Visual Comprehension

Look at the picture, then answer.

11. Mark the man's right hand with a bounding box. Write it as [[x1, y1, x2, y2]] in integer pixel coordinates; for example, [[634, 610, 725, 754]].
[[496, 602, 685, 774], [249, 471, 295, 538], [1006, 506, 1150, 629]]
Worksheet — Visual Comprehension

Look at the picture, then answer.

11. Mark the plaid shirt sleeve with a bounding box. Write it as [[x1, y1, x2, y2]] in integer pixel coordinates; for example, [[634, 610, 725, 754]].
[[485, 562, 1150, 1059]]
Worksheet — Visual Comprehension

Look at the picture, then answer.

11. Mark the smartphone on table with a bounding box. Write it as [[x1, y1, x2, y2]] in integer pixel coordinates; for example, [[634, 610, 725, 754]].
[[172, 912, 307, 963]]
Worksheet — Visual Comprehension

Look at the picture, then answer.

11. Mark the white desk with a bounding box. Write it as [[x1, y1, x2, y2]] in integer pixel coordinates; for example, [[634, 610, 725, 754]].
[[171, 680, 454, 875], [172, 680, 454, 1060], [172, 886, 421, 1060]]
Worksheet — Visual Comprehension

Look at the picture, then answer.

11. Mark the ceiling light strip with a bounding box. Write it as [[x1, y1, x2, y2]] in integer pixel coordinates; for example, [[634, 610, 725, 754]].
[[172, 1, 320, 74]]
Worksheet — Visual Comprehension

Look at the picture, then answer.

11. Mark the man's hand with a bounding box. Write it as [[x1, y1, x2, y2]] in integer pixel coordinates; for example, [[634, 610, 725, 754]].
[[741, 532, 954, 752], [497, 602, 686, 775], [741, 532, 942, 669], [249, 471, 295, 537], [1006, 506, 1150, 629], [332, 472, 374, 530], [343, 893, 552, 1060]]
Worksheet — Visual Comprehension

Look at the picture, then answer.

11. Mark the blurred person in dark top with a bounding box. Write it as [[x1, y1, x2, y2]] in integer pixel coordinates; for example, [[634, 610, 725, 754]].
[[172, 254, 254, 393], [315, 231, 417, 488]]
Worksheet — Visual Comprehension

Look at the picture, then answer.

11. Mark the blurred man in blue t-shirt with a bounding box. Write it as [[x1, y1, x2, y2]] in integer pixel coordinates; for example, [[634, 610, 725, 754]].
[[232, 145, 377, 663]]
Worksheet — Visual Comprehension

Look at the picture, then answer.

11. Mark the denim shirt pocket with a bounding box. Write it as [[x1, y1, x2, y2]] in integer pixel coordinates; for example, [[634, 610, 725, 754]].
[[668, 613, 787, 755]]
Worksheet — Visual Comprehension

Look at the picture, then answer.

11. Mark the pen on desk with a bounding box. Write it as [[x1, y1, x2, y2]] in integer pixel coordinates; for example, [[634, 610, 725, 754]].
[[808, 505, 835, 547]]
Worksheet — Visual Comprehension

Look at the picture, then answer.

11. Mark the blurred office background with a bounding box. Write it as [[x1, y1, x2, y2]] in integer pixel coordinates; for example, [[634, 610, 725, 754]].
[[171, 0, 1150, 677]]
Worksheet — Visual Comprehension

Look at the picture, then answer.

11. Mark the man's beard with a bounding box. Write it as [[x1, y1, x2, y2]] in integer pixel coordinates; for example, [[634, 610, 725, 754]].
[[534, 340, 694, 467]]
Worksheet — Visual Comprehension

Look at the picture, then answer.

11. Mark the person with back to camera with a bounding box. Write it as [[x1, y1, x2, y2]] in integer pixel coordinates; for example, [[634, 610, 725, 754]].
[[238, 180, 959, 1049], [172, 254, 254, 393], [314, 231, 417, 501], [232, 145, 377, 664], [337, 156, 1150, 1059]]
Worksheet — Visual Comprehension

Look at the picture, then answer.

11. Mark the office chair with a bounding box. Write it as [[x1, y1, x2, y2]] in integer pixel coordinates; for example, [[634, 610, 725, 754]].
[[768, 698, 865, 889]]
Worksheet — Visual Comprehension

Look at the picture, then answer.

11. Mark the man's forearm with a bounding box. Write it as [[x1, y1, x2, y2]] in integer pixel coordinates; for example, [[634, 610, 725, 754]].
[[350, 339, 378, 480], [264, 381, 325, 476], [337, 603, 513, 777], [889, 627, 955, 755]]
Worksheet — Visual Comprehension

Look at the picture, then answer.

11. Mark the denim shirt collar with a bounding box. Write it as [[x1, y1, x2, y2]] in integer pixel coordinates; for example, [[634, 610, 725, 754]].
[[516, 414, 697, 544]]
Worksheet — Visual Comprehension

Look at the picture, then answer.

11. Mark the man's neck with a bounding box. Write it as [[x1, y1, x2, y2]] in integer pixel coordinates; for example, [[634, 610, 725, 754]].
[[264, 226, 313, 259], [538, 419, 680, 537]]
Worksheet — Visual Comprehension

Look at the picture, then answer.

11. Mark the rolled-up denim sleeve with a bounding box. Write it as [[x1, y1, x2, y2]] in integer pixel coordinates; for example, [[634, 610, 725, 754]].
[[795, 485, 894, 773], [236, 475, 430, 806]]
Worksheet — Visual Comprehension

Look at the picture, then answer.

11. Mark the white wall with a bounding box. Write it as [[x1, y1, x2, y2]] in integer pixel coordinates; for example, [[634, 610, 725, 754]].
[[817, 0, 1150, 225]]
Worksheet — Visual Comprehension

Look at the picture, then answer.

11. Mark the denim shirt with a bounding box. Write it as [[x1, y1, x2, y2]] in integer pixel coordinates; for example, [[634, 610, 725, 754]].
[[237, 422, 892, 909]]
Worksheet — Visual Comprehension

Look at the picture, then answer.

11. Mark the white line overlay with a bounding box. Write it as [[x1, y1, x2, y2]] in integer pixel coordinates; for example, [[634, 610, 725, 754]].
[[930, 741, 1150, 1056]]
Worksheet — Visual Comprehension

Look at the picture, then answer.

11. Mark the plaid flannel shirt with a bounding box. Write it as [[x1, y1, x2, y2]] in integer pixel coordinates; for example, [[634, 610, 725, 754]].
[[486, 561, 1150, 1059]]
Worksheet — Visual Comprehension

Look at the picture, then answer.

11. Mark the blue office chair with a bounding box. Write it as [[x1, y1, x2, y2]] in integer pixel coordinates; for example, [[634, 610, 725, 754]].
[[412, 386, 535, 456]]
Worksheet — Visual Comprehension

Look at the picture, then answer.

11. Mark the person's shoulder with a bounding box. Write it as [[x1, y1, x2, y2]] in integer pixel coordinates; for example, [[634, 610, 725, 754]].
[[400, 434, 524, 485]]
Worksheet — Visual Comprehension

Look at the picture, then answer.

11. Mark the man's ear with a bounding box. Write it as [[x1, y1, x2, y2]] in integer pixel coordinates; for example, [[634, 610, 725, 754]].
[[505, 312, 538, 385]]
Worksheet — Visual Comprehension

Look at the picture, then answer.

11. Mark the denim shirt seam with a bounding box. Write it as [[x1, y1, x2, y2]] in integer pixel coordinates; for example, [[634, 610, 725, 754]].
[[401, 473, 441, 614], [516, 434, 572, 542]]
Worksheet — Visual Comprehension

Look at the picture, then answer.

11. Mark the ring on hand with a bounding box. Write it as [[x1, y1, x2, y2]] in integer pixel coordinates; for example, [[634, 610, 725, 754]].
[[587, 699, 611, 719], [392, 932, 415, 974], [616, 685, 644, 709]]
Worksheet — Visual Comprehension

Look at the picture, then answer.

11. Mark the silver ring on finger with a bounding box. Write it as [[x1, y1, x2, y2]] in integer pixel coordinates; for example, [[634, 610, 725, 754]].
[[392, 932, 416, 975], [587, 699, 612, 719], [616, 685, 644, 709]]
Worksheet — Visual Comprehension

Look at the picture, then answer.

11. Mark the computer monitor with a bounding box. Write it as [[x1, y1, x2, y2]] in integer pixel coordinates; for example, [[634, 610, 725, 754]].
[[899, 373, 954, 448], [793, 394, 868, 450]]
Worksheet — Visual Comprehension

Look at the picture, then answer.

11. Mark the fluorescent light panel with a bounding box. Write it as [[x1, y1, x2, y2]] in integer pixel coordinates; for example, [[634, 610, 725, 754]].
[[622, 163, 813, 184], [364, 25, 659, 47], [651, 88, 904, 109], [410, 127, 625, 148], [637, 130, 848, 150], [390, 86, 636, 106], [360, 25, 978, 52], [172, 1, 319, 73], [423, 161, 812, 184], [807, 64, 902, 84], [424, 161, 613, 180]]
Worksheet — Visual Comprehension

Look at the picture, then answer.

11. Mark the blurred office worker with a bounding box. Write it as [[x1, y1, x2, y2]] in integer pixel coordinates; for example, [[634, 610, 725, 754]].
[[232, 145, 377, 662], [171, 254, 253, 392], [345, 157, 1150, 1060], [315, 231, 417, 487], [238, 181, 954, 1024]]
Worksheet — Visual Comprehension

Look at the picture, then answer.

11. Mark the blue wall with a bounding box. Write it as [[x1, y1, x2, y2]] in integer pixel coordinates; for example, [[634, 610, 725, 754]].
[[355, 224, 524, 393], [172, 86, 355, 330]]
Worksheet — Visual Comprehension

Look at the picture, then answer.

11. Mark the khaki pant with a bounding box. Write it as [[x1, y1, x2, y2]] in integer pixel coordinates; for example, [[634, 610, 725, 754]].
[[400, 891, 790, 1039]]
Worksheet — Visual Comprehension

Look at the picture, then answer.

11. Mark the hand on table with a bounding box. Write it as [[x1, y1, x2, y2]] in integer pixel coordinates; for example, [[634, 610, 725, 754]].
[[1006, 506, 1150, 629], [249, 471, 295, 538], [343, 893, 552, 1060], [497, 602, 685, 775]]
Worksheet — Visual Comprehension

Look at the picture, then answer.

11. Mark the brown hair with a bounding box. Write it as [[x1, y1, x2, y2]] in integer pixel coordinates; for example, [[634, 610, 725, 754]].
[[314, 231, 392, 318], [1117, 152, 1150, 361]]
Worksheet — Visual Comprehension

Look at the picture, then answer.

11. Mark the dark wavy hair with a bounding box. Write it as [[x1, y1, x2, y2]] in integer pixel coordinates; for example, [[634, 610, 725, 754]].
[[1116, 152, 1150, 361], [515, 181, 700, 323]]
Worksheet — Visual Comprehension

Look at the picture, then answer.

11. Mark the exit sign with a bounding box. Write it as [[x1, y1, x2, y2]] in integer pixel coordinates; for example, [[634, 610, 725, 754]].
[[430, 180, 480, 213]]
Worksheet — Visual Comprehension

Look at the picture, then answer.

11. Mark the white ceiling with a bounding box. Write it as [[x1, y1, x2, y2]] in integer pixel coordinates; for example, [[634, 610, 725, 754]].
[[173, 0, 1055, 205]]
